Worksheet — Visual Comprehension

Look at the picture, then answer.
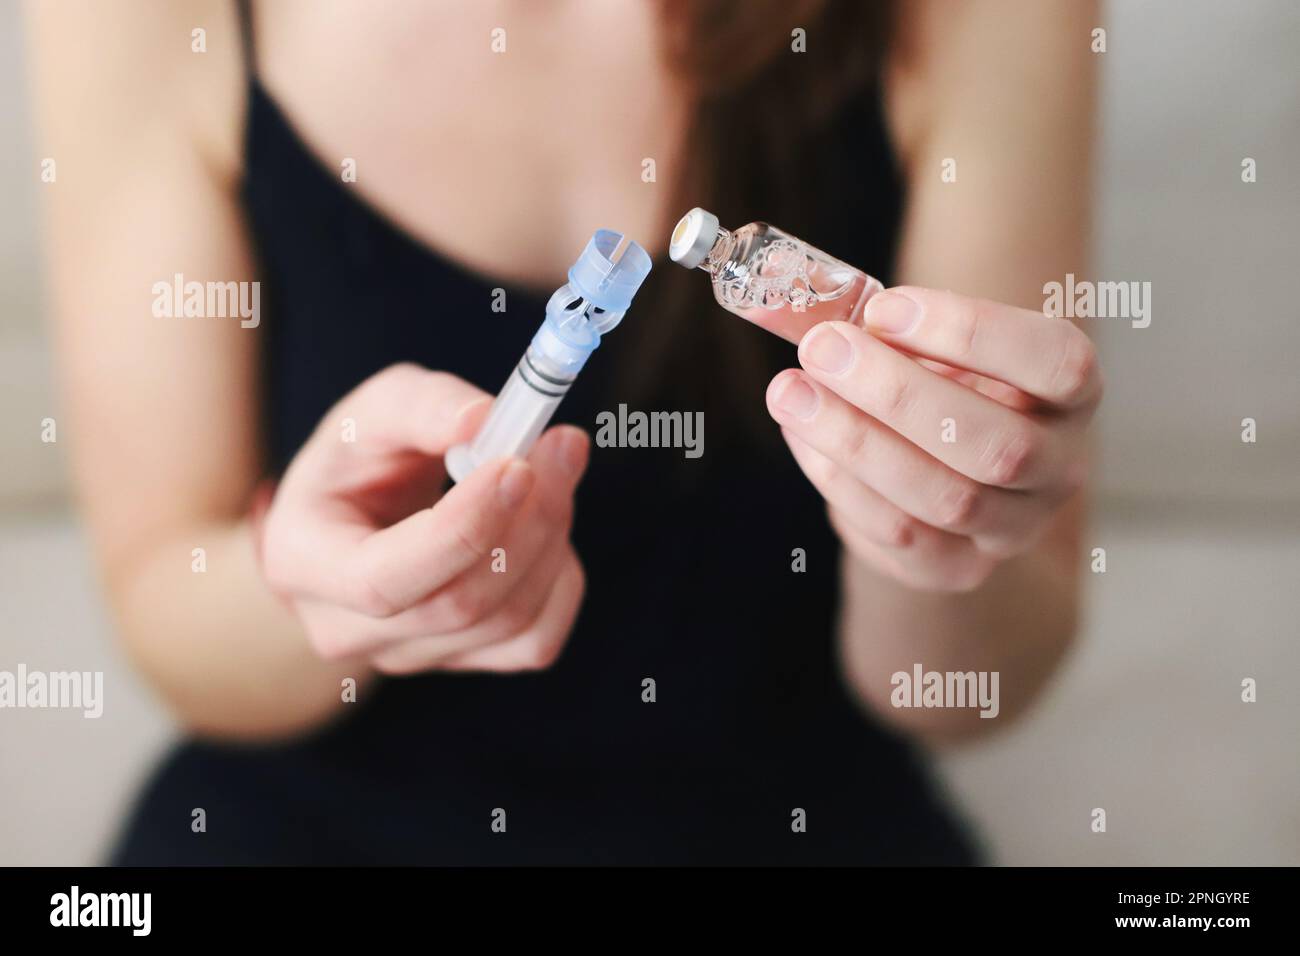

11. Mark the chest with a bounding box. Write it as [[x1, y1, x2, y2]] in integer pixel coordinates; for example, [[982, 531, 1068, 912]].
[[252, 0, 688, 287]]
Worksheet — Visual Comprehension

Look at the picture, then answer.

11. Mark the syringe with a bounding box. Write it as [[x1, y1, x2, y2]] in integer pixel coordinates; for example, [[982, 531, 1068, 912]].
[[445, 229, 652, 482]]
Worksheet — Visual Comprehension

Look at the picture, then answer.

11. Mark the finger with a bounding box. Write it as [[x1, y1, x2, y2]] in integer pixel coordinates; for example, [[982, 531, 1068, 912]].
[[299, 364, 492, 478], [826, 507, 997, 594], [767, 369, 1046, 543], [368, 535, 572, 673], [913, 357, 1039, 412], [783, 427, 962, 552], [861, 287, 1102, 409], [784, 427, 1049, 560], [526, 424, 591, 521], [436, 551, 585, 672], [724, 270, 883, 345], [797, 321, 1072, 491], [291, 598, 392, 663], [328, 456, 534, 616], [365, 427, 588, 640], [422, 425, 586, 623]]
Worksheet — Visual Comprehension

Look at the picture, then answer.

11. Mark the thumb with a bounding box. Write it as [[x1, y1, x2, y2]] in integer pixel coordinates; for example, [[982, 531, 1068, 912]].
[[304, 365, 493, 474]]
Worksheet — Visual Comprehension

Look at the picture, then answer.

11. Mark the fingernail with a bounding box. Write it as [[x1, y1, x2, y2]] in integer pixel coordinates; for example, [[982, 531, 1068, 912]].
[[801, 325, 853, 374], [454, 395, 493, 430], [555, 430, 589, 478], [497, 461, 534, 509], [773, 375, 819, 420], [863, 292, 921, 334]]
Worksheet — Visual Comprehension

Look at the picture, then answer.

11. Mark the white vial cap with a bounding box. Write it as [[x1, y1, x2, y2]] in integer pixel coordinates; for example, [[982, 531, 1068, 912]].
[[668, 207, 720, 270]]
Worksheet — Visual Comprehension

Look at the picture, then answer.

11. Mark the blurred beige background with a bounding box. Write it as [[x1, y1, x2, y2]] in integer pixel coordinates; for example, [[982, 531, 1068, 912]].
[[2, 1, 1297, 865]]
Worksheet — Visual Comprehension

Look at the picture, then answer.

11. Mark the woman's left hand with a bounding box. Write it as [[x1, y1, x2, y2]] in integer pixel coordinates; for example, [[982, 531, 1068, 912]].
[[764, 286, 1102, 592]]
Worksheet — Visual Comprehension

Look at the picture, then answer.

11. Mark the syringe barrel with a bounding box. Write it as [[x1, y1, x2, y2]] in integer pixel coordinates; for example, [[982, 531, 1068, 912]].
[[444, 344, 581, 483]]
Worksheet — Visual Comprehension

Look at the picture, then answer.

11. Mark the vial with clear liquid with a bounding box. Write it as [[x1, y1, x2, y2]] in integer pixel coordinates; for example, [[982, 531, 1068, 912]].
[[668, 207, 882, 325]]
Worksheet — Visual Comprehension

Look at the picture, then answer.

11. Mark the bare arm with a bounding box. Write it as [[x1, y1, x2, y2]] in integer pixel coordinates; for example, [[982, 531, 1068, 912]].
[[836, 0, 1099, 742], [26, 0, 369, 740], [27, 1, 590, 741]]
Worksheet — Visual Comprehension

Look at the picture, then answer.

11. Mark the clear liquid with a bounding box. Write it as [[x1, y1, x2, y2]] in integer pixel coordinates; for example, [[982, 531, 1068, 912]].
[[703, 222, 880, 323]]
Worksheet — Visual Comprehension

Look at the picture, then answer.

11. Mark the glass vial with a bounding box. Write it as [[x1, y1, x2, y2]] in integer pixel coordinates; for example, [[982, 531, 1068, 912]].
[[668, 207, 882, 324]]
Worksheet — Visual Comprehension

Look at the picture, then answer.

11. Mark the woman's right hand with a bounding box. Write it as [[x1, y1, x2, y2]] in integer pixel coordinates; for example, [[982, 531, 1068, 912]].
[[259, 363, 589, 675]]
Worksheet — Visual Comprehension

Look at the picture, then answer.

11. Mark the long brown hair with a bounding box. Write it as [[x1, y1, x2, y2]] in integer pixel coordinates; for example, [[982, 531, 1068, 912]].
[[619, 0, 894, 445]]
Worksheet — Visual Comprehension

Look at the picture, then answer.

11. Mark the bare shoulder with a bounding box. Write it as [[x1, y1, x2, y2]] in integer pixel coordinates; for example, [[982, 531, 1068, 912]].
[[25, 1, 263, 567], [24, 0, 245, 185], [883, 0, 1099, 171]]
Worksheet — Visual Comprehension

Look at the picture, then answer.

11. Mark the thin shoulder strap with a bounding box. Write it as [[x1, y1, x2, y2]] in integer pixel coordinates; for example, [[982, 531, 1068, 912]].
[[235, 0, 257, 76]]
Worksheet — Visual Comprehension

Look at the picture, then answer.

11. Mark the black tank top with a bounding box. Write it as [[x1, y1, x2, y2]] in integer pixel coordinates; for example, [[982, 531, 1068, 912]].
[[111, 6, 979, 865]]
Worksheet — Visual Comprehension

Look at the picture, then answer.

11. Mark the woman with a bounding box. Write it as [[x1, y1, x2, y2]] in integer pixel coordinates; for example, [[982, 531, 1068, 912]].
[[28, 0, 1099, 864]]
